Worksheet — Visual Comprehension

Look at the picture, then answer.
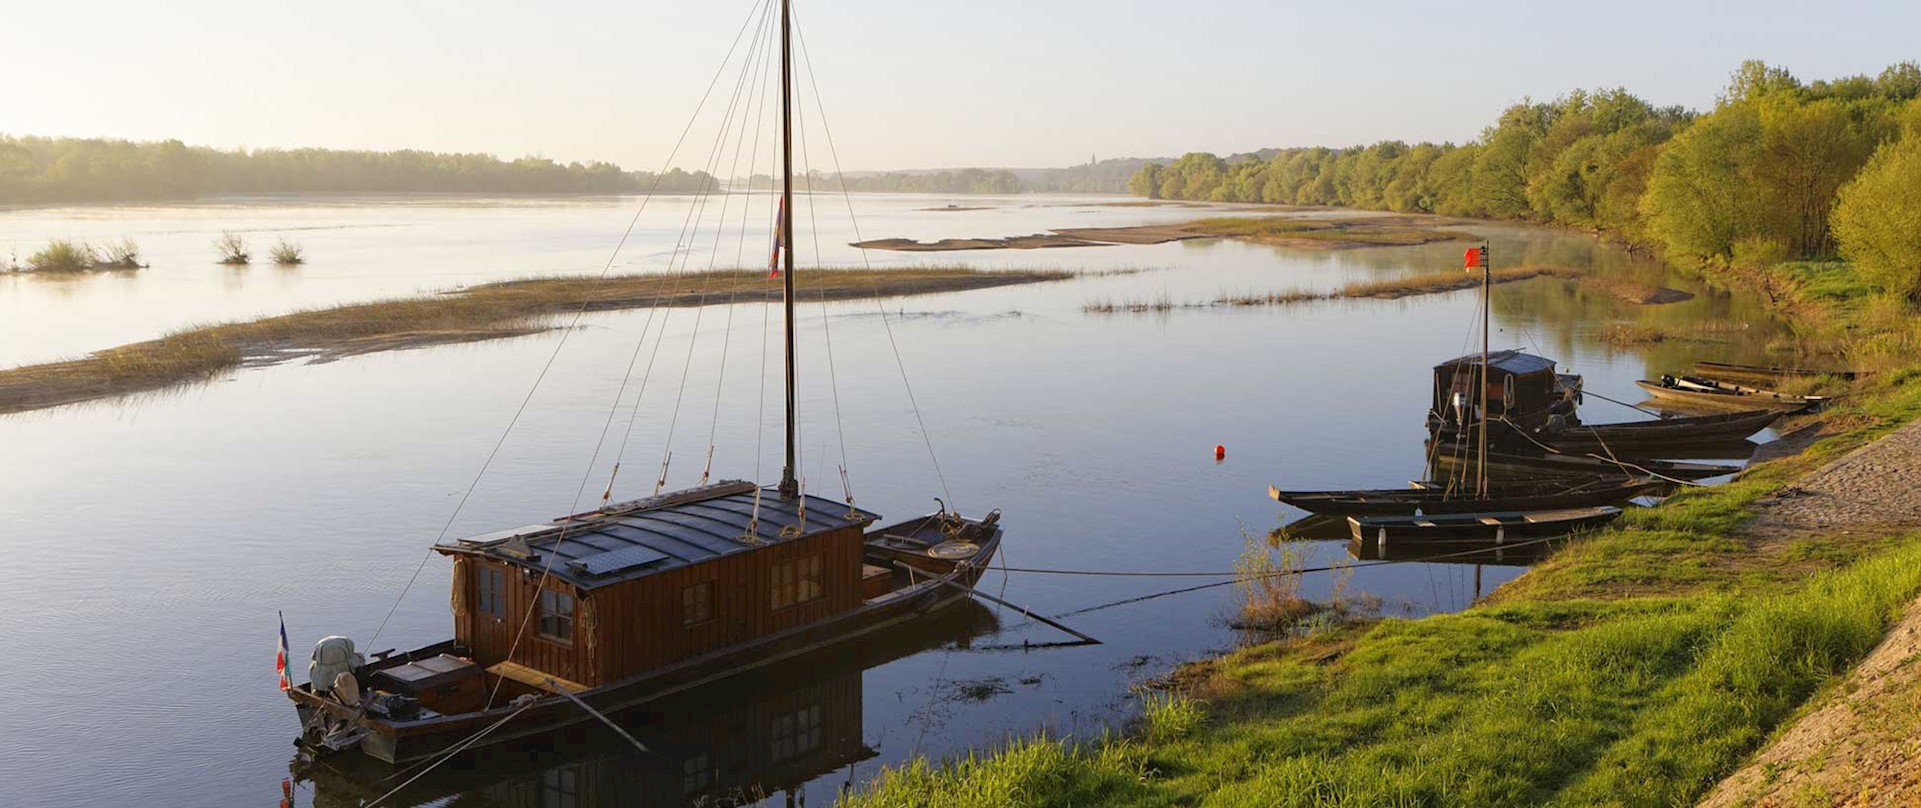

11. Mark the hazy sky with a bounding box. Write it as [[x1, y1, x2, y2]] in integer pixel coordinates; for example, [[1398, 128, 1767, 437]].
[[4, 1, 1918, 170]]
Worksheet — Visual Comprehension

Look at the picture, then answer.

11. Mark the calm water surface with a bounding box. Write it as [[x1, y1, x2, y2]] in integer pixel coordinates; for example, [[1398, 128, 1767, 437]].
[[0, 194, 1783, 806]]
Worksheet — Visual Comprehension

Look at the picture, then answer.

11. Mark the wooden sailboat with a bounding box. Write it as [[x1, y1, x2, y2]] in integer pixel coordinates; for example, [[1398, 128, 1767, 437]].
[[287, 0, 1004, 764]]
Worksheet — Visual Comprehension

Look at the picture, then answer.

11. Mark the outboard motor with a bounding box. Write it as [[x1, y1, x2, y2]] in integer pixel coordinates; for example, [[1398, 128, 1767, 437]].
[[309, 635, 365, 695]]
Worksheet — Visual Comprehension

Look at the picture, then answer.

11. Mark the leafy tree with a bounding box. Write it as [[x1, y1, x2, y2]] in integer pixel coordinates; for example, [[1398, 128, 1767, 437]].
[[1833, 136, 1921, 299]]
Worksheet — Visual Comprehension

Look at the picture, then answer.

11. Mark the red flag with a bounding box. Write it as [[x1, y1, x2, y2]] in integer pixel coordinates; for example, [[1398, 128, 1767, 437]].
[[1464, 245, 1488, 270], [276, 611, 291, 691]]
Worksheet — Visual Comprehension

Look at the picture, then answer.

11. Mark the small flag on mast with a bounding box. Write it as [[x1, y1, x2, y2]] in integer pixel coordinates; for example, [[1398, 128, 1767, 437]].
[[1464, 245, 1488, 271], [276, 611, 291, 691], [768, 196, 787, 278]]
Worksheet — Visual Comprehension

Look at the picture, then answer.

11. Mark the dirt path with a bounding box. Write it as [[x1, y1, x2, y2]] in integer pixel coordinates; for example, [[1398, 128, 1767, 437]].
[[1700, 417, 1921, 807]]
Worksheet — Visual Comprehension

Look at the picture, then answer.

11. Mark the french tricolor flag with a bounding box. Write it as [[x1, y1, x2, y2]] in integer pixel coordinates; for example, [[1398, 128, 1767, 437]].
[[276, 611, 291, 691], [768, 196, 786, 278]]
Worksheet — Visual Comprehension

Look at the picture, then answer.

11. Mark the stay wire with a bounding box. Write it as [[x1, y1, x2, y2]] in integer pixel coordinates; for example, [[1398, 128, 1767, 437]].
[[360, 0, 774, 653], [791, 7, 955, 510], [794, 54, 855, 508], [486, 0, 779, 708], [649, 4, 784, 491], [702, 32, 781, 484]]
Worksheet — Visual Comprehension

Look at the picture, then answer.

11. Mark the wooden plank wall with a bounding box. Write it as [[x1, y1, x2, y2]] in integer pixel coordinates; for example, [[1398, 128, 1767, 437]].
[[449, 525, 866, 688], [584, 525, 866, 683], [452, 556, 588, 687]]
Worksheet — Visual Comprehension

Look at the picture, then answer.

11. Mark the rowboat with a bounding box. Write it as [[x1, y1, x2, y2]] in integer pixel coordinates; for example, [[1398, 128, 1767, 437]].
[[1528, 408, 1786, 452], [1431, 448, 1740, 480], [1636, 376, 1825, 411], [1346, 506, 1623, 544], [1269, 476, 1667, 516], [1692, 360, 1860, 384]]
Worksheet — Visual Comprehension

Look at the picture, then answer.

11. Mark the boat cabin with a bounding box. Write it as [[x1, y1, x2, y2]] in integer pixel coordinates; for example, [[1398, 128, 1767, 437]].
[[1429, 349, 1574, 433], [432, 481, 878, 700]]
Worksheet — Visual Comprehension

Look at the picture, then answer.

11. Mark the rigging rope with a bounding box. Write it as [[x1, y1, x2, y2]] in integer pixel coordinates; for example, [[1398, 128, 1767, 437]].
[[360, 0, 777, 655], [487, 0, 783, 708], [791, 7, 956, 511]]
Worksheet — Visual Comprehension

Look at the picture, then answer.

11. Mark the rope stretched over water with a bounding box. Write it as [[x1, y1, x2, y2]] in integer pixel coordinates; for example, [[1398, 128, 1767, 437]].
[[1046, 534, 1569, 619]]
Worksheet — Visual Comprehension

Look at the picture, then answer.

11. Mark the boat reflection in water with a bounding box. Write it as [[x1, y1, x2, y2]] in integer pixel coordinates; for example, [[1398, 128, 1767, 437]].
[[296, 600, 1000, 808]]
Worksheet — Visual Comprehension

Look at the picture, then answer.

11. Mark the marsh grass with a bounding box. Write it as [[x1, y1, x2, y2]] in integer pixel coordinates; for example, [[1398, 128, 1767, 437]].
[[1187, 216, 1467, 247], [1597, 320, 1746, 347], [0, 265, 1071, 415], [1227, 525, 1315, 632], [216, 231, 250, 265], [1081, 291, 1183, 313], [1217, 265, 1568, 306], [269, 238, 305, 266], [27, 239, 99, 272]]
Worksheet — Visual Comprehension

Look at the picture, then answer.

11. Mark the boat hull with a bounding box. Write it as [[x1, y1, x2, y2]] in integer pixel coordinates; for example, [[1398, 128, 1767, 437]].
[[1271, 479, 1666, 516], [1346, 507, 1623, 544], [1635, 379, 1821, 412]]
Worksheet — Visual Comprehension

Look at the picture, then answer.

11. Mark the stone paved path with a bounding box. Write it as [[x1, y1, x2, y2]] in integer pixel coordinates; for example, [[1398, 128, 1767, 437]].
[[1701, 417, 1921, 807]]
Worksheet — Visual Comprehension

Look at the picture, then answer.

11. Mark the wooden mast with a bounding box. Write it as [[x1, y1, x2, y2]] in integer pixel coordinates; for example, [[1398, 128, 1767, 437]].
[[1477, 242, 1489, 498], [777, 0, 800, 498]]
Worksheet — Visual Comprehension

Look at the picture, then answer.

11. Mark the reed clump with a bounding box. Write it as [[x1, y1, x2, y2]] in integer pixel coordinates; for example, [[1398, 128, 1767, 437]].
[[0, 265, 1070, 415], [1081, 291, 1182, 313], [1216, 265, 1570, 306], [18, 237, 145, 272], [215, 231, 250, 265], [1225, 526, 1316, 632], [269, 238, 305, 266], [1598, 320, 1746, 347]]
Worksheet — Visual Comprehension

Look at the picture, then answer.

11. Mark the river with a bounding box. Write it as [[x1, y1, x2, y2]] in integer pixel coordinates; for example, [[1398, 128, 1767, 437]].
[[0, 193, 1783, 807]]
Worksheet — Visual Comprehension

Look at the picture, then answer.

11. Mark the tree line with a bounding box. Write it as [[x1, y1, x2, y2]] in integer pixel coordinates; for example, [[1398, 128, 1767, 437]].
[[1128, 61, 1921, 298], [0, 136, 720, 203]]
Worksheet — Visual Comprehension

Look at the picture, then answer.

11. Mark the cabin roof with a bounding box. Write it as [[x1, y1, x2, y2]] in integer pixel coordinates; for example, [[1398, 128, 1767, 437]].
[[437, 481, 879, 590], [1433, 349, 1556, 377]]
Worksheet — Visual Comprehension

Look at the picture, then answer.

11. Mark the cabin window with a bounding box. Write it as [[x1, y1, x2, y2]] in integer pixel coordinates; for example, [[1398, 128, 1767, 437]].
[[771, 555, 824, 610], [769, 703, 822, 761], [538, 589, 575, 643], [540, 766, 579, 808], [682, 754, 712, 795], [475, 566, 505, 619], [682, 582, 713, 626]]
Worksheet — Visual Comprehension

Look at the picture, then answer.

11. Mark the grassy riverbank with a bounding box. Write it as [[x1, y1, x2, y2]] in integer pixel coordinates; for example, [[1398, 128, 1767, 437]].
[[843, 266, 1921, 805], [0, 266, 1069, 415]]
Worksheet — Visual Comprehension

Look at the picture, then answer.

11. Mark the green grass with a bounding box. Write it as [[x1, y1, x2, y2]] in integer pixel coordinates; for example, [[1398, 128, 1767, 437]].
[[845, 539, 1921, 807]]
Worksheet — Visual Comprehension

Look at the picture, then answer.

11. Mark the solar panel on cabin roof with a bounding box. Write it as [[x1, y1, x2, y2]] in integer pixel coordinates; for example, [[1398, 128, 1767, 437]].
[[567, 544, 672, 577]]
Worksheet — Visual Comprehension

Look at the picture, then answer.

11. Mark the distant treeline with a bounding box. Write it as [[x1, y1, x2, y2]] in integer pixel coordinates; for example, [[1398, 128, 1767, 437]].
[[1129, 61, 1921, 295], [0, 135, 719, 204], [747, 158, 1144, 195]]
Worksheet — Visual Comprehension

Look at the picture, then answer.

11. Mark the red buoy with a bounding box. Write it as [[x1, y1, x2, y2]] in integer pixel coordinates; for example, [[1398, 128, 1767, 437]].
[[1214, 444, 1226, 459]]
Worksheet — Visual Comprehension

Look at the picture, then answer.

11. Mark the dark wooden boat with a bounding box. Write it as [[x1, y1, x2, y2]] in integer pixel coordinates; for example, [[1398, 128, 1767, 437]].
[[1692, 360, 1860, 384], [1269, 476, 1666, 516], [1528, 408, 1786, 451], [290, 483, 1003, 764], [1636, 376, 1825, 411], [295, 598, 1002, 806], [1347, 533, 1556, 566], [1347, 506, 1623, 544], [1432, 448, 1740, 480]]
